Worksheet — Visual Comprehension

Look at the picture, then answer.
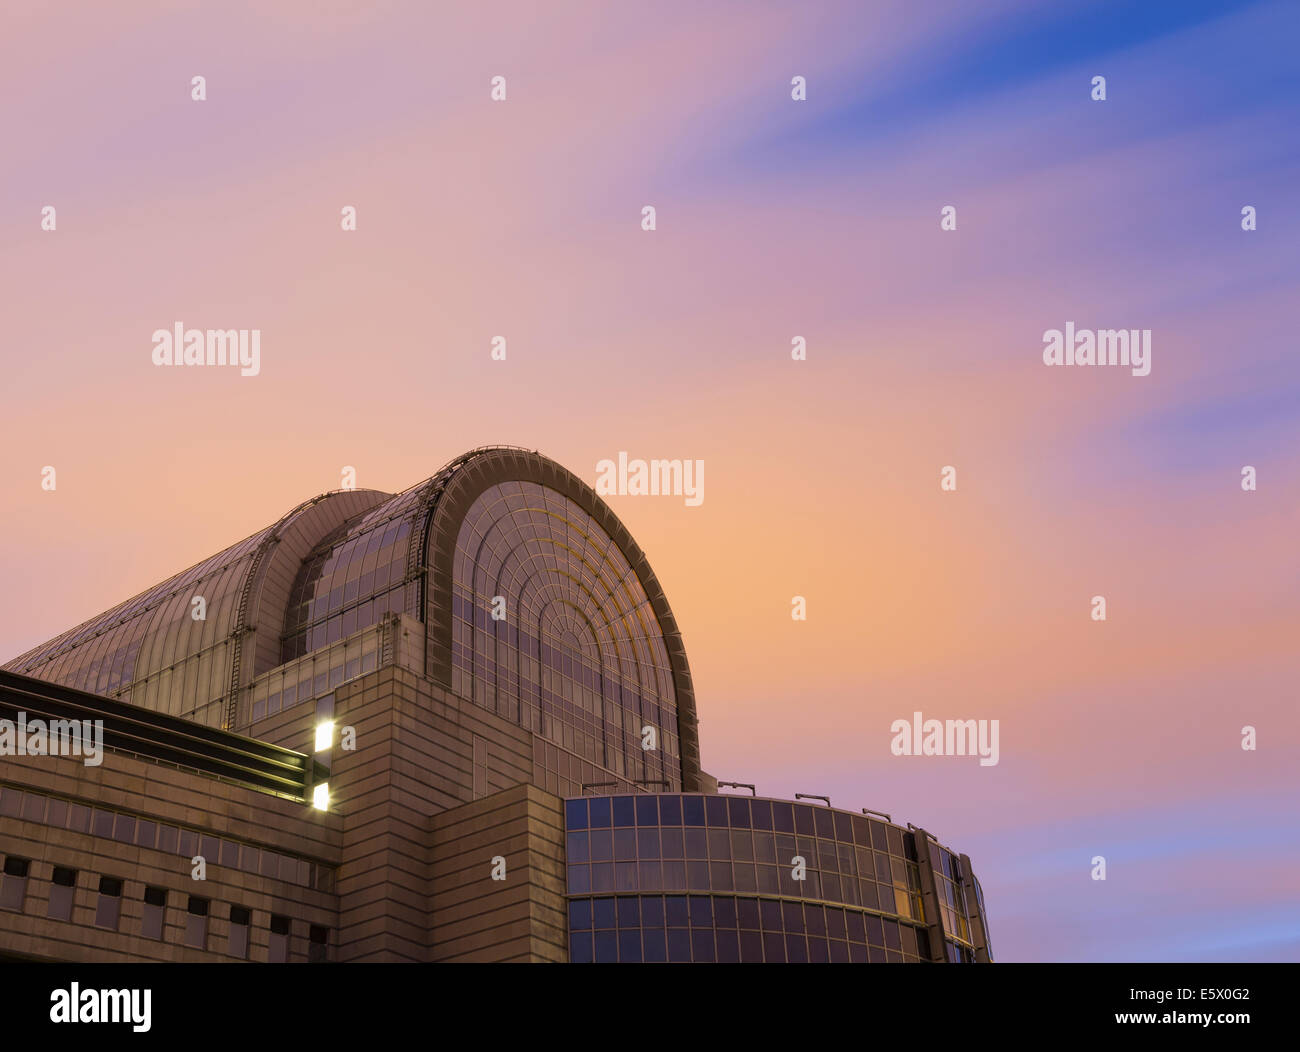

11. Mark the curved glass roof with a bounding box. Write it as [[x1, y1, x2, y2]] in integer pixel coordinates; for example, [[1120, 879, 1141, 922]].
[[0, 449, 511, 725], [2, 490, 390, 726], [5, 527, 270, 713], [2, 447, 698, 771]]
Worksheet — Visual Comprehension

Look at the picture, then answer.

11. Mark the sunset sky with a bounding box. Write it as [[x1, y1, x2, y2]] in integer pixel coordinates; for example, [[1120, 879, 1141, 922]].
[[2, 0, 1297, 961]]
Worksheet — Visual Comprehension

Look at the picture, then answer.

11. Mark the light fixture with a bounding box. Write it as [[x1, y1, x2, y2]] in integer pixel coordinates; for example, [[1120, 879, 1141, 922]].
[[314, 720, 335, 752], [312, 782, 330, 811]]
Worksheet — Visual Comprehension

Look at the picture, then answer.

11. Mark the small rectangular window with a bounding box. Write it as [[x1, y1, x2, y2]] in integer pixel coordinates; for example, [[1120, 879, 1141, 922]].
[[142, 886, 167, 940], [268, 914, 290, 963], [308, 924, 329, 963], [92, 868, 122, 925], [66, 803, 91, 833], [112, 814, 136, 844], [185, 896, 209, 949], [229, 905, 251, 959], [95, 876, 123, 929], [48, 867, 76, 922], [22, 792, 45, 823], [0, 857, 30, 911]]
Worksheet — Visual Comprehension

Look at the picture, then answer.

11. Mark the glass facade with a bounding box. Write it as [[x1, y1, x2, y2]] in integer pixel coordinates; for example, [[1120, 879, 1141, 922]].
[[281, 493, 422, 663], [565, 794, 991, 963], [452, 481, 680, 790], [0, 783, 320, 888], [4, 449, 693, 765], [3, 528, 270, 725], [252, 617, 385, 723]]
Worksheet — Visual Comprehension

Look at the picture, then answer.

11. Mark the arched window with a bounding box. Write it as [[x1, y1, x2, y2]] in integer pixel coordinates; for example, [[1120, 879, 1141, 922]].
[[451, 481, 679, 787]]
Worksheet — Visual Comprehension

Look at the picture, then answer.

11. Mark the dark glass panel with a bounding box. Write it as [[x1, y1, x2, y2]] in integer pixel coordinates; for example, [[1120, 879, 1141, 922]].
[[845, 911, 866, 943], [736, 897, 761, 930], [636, 828, 660, 857], [739, 930, 764, 962], [593, 932, 618, 963], [688, 895, 712, 927], [588, 829, 612, 862], [616, 897, 640, 928], [613, 828, 637, 861], [588, 797, 611, 827], [567, 797, 588, 832], [618, 930, 643, 962], [567, 831, 590, 863], [641, 896, 665, 928], [664, 896, 689, 927], [591, 897, 616, 930], [833, 810, 854, 842], [569, 899, 592, 930], [825, 907, 846, 940], [642, 928, 667, 963]]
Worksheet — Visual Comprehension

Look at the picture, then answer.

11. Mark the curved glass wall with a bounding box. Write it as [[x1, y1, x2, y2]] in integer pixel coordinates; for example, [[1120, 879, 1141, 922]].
[[3, 529, 270, 726], [452, 481, 680, 789], [281, 492, 421, 663], [564, 794, 991, 963], [568, 892, 928, 963]]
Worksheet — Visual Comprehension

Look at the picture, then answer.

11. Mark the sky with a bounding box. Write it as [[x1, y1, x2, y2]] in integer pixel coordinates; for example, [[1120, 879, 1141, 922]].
[[1, 0, 1297, 962]]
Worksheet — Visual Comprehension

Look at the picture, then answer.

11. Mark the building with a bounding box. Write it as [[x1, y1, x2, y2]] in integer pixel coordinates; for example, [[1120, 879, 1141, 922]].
[[0, 446, 992, 962]]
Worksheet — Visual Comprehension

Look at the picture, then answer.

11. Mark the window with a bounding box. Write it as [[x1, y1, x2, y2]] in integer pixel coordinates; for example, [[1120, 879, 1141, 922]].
[[308, 924, 329, 963], [95, 876, 123, 929], [229, 906, 251, 959], [450, 482, 681, 791], [48, 867, 77, 922], [268, 914, 290, 962], [142, 887, 167, 940], [185, 896, 209, 949], [1, 857, 30, 911]]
